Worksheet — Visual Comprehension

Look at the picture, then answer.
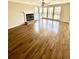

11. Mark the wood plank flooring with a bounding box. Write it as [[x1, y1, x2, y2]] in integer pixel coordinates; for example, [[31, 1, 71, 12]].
[[8, 19, 70, 59]]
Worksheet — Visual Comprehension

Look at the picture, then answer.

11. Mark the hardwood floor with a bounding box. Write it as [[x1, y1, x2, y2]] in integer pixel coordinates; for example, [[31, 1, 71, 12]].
[[8, 19, 70, 59]]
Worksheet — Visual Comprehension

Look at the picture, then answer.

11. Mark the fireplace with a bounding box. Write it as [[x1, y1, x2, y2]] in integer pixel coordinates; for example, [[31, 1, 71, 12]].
[[26, 13, 34, 21]]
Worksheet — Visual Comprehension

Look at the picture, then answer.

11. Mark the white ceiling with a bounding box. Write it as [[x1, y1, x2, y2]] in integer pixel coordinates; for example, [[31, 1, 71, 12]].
[[8, 0, 70, 6]]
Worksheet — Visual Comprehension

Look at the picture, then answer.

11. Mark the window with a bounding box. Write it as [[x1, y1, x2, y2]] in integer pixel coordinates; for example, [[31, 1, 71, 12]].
[[39, 7, 42, 18], [54, 6, 61, 20], [38, 6, 61, 20], [34, 7, 39, 20], [43, 7, 47, 18], [48, 7, 54, 19]]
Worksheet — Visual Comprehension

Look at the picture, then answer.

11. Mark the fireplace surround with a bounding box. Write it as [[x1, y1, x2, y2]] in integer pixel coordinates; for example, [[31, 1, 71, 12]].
[[26, 13, 34, 21]]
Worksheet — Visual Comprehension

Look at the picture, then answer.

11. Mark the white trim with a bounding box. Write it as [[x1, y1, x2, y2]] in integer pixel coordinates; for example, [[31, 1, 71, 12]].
[[50, 1, 70, 5], [8, 0, 70, 6], [8, 0, 39, 6]]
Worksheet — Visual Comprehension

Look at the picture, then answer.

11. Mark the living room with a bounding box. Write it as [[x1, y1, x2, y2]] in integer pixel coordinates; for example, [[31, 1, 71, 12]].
[[1, 0, 79, 59], [8, 0, 70, 59]]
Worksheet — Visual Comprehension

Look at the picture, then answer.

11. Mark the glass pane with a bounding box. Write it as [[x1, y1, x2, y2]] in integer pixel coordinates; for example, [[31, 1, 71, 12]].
[[43, 7, 47, 18], [54, 6, 61, 20], [34, 7, 39, 20], [48, 7, 53, 18], [39, 7, 42, 19]]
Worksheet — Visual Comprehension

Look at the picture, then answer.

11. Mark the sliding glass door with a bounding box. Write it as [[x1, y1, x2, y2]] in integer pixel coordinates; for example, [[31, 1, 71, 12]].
[[34, 7, 39, 20], [37, 6, 61, 20], [39, 7, 42, 19], [54, 6, 61, 20], [48, 7, 54, 19], [43, 7, 47, 18]]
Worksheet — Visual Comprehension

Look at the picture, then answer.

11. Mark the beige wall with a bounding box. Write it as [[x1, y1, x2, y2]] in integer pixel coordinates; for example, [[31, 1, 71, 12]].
[[60, 3, 70, 23], [8, 1, 36, 29]]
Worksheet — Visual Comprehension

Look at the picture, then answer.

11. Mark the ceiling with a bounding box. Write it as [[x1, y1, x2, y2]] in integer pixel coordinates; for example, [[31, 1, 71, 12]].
[[8, 0, 70, 6]]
